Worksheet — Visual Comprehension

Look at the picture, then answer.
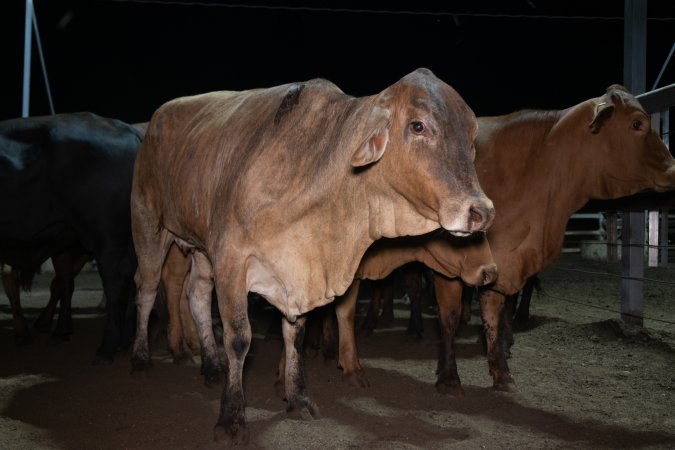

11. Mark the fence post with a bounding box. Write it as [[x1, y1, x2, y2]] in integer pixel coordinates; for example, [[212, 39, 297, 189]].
[[621, 0, 646, 326]]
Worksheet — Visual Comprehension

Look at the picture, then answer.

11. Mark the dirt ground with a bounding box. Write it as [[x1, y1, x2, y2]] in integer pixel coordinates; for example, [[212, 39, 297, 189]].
[[1, 252, 674, 450]]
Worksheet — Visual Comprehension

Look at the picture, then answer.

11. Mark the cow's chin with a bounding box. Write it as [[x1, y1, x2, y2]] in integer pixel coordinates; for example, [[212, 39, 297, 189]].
[[439, 216, 473, 237]]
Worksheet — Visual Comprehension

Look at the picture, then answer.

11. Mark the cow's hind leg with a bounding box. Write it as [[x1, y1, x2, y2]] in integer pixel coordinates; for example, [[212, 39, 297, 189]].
[[130, 226, 172, 370], [51, 249, 89, 339], [97, 246, 137, 363], [434, 274, 464, 396], [161, 245, 195, 364], [186, 251, 221, 386]]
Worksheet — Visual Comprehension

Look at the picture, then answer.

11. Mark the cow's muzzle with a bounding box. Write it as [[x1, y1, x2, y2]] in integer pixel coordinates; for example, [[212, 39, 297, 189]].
[[463, 262, 498, 287], [440, 197, 496, 236]]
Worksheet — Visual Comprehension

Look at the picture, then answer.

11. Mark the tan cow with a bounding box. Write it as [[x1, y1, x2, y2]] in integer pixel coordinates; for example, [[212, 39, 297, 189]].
[[358, 84, 675, 394], [130, 68, 494, 444]]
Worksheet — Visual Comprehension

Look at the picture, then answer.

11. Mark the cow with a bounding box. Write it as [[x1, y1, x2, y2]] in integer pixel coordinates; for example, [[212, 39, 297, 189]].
[[1, 245, 91, 344], [0, 112, 144, 362], [321, 84, 675, 396], [129, 68, 495, 444], [435, 84, 675, 393]]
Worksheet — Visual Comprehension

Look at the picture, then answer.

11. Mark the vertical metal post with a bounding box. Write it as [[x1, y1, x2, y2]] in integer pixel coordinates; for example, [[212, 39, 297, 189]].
[[648, 210, 659, 266], [647, 111, 661, 267], [22, 0, 33, 117], [606, 212, 619, 262], [622, 0, 646, 326], [659, 207, 669, 265], [659, 108, 670, 265]]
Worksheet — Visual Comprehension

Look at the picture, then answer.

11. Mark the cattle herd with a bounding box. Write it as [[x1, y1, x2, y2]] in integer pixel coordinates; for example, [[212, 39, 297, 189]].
[[1, 68, 674, 445]]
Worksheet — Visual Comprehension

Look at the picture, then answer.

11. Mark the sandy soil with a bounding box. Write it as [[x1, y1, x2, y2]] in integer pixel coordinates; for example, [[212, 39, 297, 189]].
[[1, 253, 674, 450]]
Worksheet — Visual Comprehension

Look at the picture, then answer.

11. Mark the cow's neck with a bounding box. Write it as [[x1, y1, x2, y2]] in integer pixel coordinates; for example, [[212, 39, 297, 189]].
[[484, 106, 595, 292]]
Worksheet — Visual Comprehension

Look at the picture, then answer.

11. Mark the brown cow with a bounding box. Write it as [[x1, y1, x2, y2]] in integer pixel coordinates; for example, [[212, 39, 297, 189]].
[[437, 84, 675, 393], [325, 84, 675, 396], [130, 68, 494, 443]]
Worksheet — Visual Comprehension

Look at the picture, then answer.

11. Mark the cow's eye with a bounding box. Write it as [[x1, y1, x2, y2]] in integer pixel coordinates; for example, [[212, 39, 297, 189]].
[[631, 120, 643, 131], [410, 121, 425, 134]]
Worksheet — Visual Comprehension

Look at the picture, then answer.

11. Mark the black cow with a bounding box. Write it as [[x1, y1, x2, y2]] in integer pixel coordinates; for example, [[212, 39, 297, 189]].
[[0, 112, 143, 361]]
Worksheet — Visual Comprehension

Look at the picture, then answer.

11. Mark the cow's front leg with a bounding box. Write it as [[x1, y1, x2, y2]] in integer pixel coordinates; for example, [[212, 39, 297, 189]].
[[479, 289, 515, 391], [282, 315, 320, 420], [214, 291, 251, 444], [433, 273, 464, 396]]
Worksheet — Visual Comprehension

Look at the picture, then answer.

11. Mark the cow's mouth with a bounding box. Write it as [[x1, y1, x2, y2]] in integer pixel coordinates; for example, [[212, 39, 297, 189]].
[[449, 231, 471, 237]]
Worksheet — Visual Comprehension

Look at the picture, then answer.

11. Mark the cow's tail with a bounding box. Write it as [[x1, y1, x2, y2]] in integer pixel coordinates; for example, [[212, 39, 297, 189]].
[[19, 269, 38, 292]]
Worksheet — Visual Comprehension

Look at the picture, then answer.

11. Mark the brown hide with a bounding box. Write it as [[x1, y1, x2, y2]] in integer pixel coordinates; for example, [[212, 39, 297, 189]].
[[475, 84, 675, 295]]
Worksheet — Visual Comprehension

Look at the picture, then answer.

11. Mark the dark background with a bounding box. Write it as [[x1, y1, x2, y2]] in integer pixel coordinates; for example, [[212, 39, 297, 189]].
[[2, 0, 675, 124]]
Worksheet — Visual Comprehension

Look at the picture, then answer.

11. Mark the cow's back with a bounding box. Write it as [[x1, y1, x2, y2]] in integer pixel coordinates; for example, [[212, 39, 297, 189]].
[[134, 80, 359, 243], [0, 112, 142, 262]]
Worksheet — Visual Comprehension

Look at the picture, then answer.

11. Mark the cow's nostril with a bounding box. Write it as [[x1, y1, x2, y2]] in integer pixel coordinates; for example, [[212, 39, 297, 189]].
[[469, 204, 495, 231], [470, 206, 487, 226], [481, 265, 497, 286]]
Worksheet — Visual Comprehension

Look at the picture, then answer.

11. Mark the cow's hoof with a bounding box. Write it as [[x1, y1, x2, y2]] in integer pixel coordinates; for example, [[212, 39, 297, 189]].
[[493, 378, 516, 393], [435, 381, 465, 397], [287, 401, 321, 421], [343, 371, 370, 388], [213, 422, 249, 445]]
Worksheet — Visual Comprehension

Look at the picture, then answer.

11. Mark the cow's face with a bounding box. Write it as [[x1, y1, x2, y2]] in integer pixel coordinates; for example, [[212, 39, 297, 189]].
[[365, 68, 495, 237], [433, 231, 498, 287], [588, 85, 675, 197]]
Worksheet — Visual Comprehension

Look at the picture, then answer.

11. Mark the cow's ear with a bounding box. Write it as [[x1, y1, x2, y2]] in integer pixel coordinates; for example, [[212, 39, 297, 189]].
[[589, 101, 615, 134], [351, 107, 391, 167]]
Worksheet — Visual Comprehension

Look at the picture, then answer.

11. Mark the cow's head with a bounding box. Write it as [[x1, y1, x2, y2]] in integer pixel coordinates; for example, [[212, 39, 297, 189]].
[[430, 231, 498, 287], [586, 84, 675, 197], [353, 68, 494, 238]]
